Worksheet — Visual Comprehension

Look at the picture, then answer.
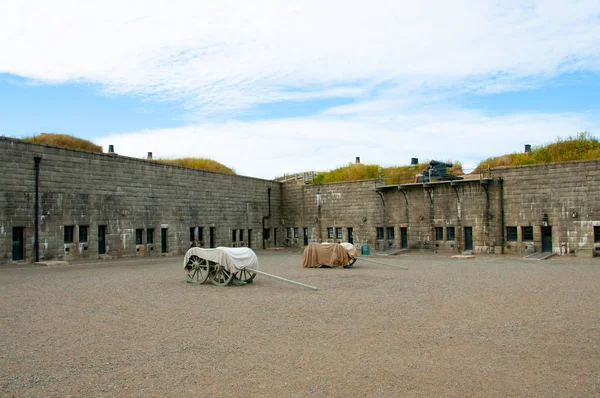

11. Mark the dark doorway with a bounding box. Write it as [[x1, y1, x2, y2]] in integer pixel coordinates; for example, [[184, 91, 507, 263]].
[[464, 227, 473, 251], [209, 227, 215, 248], [400, 227, 408, 249], [98, 225, 106, 254], [161, 228, 168, 253], [303, 228, 309, 245], [263, 228, 270, 249], [12, 227, 24, 261], [248, 229, 252, 248], [347, 227, 354, 244], [542, 226, 552, 252]]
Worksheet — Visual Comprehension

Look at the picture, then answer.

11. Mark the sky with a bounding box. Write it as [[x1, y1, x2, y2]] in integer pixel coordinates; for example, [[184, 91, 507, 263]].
[[1, 0, 599, 179]]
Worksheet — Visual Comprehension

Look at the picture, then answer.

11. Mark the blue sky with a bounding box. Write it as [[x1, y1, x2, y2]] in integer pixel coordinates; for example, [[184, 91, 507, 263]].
[[1, 0, 599, 178]]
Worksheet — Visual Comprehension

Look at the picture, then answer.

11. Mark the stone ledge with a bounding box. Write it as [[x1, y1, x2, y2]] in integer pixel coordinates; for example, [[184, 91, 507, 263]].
[[451, 255, 475, 259]]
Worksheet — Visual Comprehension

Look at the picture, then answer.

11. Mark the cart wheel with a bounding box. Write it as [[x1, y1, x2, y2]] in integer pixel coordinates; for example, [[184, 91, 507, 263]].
[[236, 269, 256, 284], [209, 264, 233, 286], [185, 256, 210, 284]]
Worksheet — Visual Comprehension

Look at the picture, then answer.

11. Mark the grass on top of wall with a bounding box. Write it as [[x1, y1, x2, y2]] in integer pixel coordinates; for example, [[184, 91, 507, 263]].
[[474, 132, 600, 173], [23, 133, 103, 153], [311, 161, 464, 185], [155, 158, 236, 175]]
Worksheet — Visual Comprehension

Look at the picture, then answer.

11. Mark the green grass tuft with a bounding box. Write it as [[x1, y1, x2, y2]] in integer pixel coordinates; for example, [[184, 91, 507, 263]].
[[155, 158, 236, 174], [23, 133, 103, 152]]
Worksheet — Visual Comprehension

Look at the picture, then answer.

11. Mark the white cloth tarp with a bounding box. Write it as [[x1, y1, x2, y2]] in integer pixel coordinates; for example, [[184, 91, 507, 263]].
[[339, 242, 359, 257], [183, 247, 259, 273]]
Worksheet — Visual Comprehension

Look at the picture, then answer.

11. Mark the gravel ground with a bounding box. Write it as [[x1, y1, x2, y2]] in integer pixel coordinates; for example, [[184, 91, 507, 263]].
[[1, 251, 599, 397]]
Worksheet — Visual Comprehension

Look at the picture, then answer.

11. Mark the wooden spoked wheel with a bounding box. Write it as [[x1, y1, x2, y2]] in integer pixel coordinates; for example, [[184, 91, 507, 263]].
[[235, 268, 256, 284], [208, 263, 233, 286], [185, 255, 210, 284]]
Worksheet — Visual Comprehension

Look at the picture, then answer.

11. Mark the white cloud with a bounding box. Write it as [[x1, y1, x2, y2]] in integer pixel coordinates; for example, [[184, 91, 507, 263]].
[[2, 0, 599, 179], [1, 0, 599, 113], [95, 109, 598, 179]]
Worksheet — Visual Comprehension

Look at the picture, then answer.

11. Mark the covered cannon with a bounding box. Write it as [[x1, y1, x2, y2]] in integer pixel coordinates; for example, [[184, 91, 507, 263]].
[[302, 242, 358, 268]]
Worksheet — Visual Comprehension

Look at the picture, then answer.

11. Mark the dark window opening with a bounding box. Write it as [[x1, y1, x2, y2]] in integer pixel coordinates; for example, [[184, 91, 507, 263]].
[[64, 226, 74, 244], [435, 227, 443, 241], [287, 228, 293, 238], [506, 227, 518, 242], [327, 227, 334, 239], [232, 229, 237, 242], [147, 228, 154, 244], [293, 228, 299, 238], [274, 228, 277, 246], [79, 226, 88, 243], [376, 227, 384, 240], [336, 227, 343, 240], [136, 229, 143, 245], [240, 230, 244, 242], [522, 226, 534, 242], [190, 227, 196, 242], [594, 226, 600, 243], [447, 226, 455, 241], [387, 227, 395, 240], [248, 229, 252, 248]]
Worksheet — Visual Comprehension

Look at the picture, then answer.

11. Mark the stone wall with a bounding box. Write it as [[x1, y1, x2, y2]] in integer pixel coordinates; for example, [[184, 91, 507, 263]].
[[282, 177, 500, 253], [0, 138, 282, 263], [493, 161, 600, 257], [280, 179, 385, 247], [2, 137, 599, 264], [281, 160, 600, 257]]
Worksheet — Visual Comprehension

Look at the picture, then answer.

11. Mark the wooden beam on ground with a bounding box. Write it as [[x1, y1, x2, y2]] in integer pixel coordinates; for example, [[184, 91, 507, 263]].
[[248, 269, 320, 291], [356, 257, 409, 270]]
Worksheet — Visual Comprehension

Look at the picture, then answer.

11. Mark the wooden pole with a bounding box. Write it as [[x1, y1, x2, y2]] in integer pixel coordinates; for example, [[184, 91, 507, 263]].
[[356, 257, 409, 270], [248, 269, 320, 291]]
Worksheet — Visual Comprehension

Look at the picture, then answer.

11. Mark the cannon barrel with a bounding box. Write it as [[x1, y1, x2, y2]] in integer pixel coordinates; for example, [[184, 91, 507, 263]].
[[429, 160, 453, 168]]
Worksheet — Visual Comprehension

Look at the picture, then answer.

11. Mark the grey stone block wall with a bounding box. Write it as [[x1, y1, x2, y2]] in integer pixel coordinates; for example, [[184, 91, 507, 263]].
[[0, 138, 282, 264], [280, 179, 385, 247], [281, 159, 600, 257], [493, 160, 600, 257], [2, 137, 599, 263]]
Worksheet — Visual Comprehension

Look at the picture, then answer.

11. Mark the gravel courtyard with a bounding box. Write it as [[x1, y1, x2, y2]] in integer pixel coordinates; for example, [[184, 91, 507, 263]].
[[1, 251, 599, 397]]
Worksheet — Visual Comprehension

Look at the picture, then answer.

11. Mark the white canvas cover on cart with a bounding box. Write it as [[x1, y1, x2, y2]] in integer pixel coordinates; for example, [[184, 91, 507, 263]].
[[183, 247, 259, 273]]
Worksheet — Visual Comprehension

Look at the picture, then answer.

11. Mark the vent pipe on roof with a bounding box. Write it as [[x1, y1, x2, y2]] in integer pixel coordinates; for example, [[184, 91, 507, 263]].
[[108, 145, 114, 153], [147, 152, 153, 160], [525, 144, 531, 153], [355, 157, 360, 164], [411, 158, 419, 165]]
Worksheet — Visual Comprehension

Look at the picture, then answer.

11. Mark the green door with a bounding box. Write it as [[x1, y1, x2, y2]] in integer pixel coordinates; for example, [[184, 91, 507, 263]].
[[542, 226, 552, 252], [161, 228, 168, 253], [12, 227, 24, 261], [400, 227, 408, 249], [98, 226, 106, 254], [464, 227, 473, 251]]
